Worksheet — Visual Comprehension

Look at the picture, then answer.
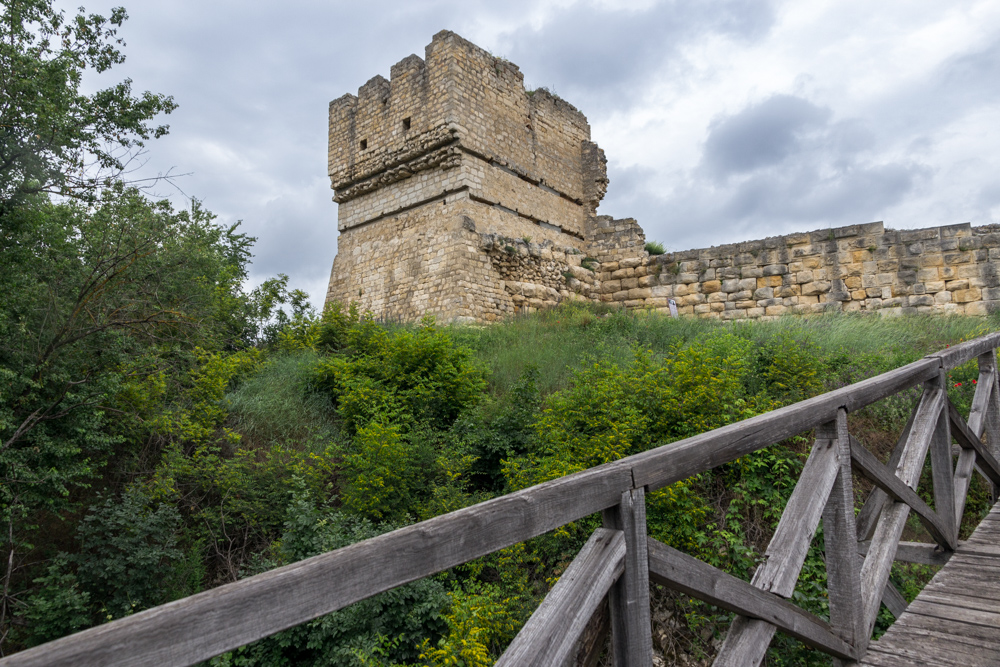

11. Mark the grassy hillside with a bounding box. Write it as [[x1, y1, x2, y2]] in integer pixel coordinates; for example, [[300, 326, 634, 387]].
[[7, 303, 1000, 666]]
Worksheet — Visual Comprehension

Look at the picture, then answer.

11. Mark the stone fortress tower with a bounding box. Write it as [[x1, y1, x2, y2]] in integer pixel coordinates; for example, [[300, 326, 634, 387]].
[[325, 30, 644, 322], [327, 31, 1000, 321]]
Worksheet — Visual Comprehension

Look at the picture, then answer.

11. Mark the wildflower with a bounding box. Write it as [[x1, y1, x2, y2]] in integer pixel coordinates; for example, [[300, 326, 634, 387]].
[[955, 383, 962, 387], [974, 379, 978, 385]]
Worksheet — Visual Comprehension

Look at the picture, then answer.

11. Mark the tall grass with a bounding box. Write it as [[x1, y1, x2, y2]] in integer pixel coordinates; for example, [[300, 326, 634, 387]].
[[225, 351, 341, 449], [450, 302, 1000, 398]]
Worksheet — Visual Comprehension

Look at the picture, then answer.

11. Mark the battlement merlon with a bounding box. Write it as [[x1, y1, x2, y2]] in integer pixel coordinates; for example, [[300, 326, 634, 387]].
[[326, 30, 605, 209]]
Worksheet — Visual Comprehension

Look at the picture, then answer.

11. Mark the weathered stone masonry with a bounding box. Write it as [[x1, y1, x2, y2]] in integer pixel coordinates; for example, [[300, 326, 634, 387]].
[[325, 32, 1000, 321]]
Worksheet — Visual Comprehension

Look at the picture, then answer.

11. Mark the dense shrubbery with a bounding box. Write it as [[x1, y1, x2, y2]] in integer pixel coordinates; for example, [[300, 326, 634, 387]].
[[6, 293, 1000, 664]]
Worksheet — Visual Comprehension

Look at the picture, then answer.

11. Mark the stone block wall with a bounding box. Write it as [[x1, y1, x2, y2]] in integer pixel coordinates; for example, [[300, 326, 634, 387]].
[[588, 221, 1000, 319], [324, 32, 1000, 323]]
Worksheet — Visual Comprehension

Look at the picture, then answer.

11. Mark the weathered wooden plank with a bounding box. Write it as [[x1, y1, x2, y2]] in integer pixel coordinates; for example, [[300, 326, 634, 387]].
[[967, 366, 994, 438], [645, 538, 856, 660], [497, 528, 625, 667], [929, 373, 958, 546], [859, 385, 944, 637], [861, 649, 964, 667], [866, 641, 994, 667], [891, 605, 1000, 643], [948, 400, 1000, 487], [953, 446, 978, 528], [916, 590, 1000, 614], [713, 616, 778, 667], [984, 350, 1000, 499], [857, 540, 954, 566], [871, 634, 1000, 667], [872, 626, 1000, 663], [856, 410, 915, 542], [0, 461, 634, 667], [906, 598, 1000, 627], [631, 358, 939, 492], [602, 488, 653, 666], [974, 352, 1000, 499], [753, 435, 839, 596], [882, 621, 1000, 655], [824, 410, 865, 650], [926, 331, 1000, 370], [713, 434, 841, 666], [849, 435, 954, 549]]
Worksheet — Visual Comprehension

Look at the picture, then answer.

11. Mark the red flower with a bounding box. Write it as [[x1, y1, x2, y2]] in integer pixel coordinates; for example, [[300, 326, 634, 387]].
[[955, 383, 962, 387], [973, 380, 978, 385]]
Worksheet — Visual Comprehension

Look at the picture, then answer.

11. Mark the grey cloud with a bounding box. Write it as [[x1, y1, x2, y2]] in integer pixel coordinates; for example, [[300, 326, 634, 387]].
[[497, 0, 775, 113], [602, 93, 929, 251], [703, 95, 830, 178]]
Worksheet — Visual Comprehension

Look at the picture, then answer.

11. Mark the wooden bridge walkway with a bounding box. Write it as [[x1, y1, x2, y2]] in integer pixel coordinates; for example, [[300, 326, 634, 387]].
[[861, 503, 1000, 667], [6, 332, 1000, 666]]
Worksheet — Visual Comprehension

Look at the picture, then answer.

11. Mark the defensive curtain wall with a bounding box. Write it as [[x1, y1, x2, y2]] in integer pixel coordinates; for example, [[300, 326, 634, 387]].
[[325, 31, 1000, 321]]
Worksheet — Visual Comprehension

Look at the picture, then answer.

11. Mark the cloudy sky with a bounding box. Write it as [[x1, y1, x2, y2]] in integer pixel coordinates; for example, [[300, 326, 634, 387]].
[[69, 0, 1000, 306]]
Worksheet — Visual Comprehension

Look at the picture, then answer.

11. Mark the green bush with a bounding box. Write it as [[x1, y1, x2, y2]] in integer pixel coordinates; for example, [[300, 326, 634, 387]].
[[645, 240, 666, 255], [213, 485, 448, 667], [309, 318, 486, 434]]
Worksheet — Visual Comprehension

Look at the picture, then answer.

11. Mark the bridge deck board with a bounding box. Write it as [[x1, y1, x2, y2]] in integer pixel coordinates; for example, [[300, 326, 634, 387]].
[[860, 502, 1000, 666]]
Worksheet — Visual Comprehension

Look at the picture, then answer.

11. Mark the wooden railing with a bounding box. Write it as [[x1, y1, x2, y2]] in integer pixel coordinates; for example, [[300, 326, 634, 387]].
[[5, 333, 1000, 667]]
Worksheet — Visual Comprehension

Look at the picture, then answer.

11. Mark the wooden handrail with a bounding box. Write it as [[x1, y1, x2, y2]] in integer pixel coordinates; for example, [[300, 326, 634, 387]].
[[5, 332, 1000, 667]]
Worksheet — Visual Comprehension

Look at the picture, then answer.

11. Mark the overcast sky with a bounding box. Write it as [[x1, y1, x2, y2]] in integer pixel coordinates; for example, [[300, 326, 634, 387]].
[[69, 0, 1000, 307]]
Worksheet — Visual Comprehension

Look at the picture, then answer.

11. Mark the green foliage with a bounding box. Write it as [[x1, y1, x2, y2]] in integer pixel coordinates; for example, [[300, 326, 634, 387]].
[[340, 422, 418, 522], [506, 339, 761, 489], [0, 0, 175, 204], [644, 240, 666, 255], [213, 485, 448, 667], [72, 488, 185, 618], [16, 556, 90, 647], [309, 317, 486, 434]]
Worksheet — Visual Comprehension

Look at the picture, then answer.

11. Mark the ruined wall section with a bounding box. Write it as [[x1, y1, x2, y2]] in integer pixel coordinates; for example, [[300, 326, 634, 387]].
[[590, 222, 1000, 318]]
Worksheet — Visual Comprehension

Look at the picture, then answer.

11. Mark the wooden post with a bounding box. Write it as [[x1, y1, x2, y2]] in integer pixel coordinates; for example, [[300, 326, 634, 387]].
[[983, 350, 1000, 500], [823, 410, 865, 659], [602, 488, 653, 666], [929, 370, 957, 545]]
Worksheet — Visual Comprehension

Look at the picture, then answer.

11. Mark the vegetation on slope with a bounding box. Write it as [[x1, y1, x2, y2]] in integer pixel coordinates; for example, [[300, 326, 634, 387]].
[[2, 2, 998, 664]]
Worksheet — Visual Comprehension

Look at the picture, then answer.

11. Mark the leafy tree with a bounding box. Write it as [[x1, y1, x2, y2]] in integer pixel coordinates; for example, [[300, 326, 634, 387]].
[[0, 187, 273, 648], [0, 0, 175, 206]]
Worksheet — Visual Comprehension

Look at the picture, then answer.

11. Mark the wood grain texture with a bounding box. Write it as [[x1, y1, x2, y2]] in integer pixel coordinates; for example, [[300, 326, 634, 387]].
[[857, 540, 955, 567], [713, 435, 841, 666], [929, 374, 957, 546], [948, 400, 1000, 487], [496, 528, 624, 667], [859, 500, 1000, 667], [0, 461, 634, 667], [859, 385, 944, 637], [646, 538, 856, 660], [849, 435, 954, 549], [824, 410, 864, 649], [954, 446, 978, 528], [926, 332, 1000, 370], [966, 364, 994, 437], [752, 436, 839, 596], [602, 489, 653, 666], [984, 350, 1000, 496], [856, 411, 914, 542]]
